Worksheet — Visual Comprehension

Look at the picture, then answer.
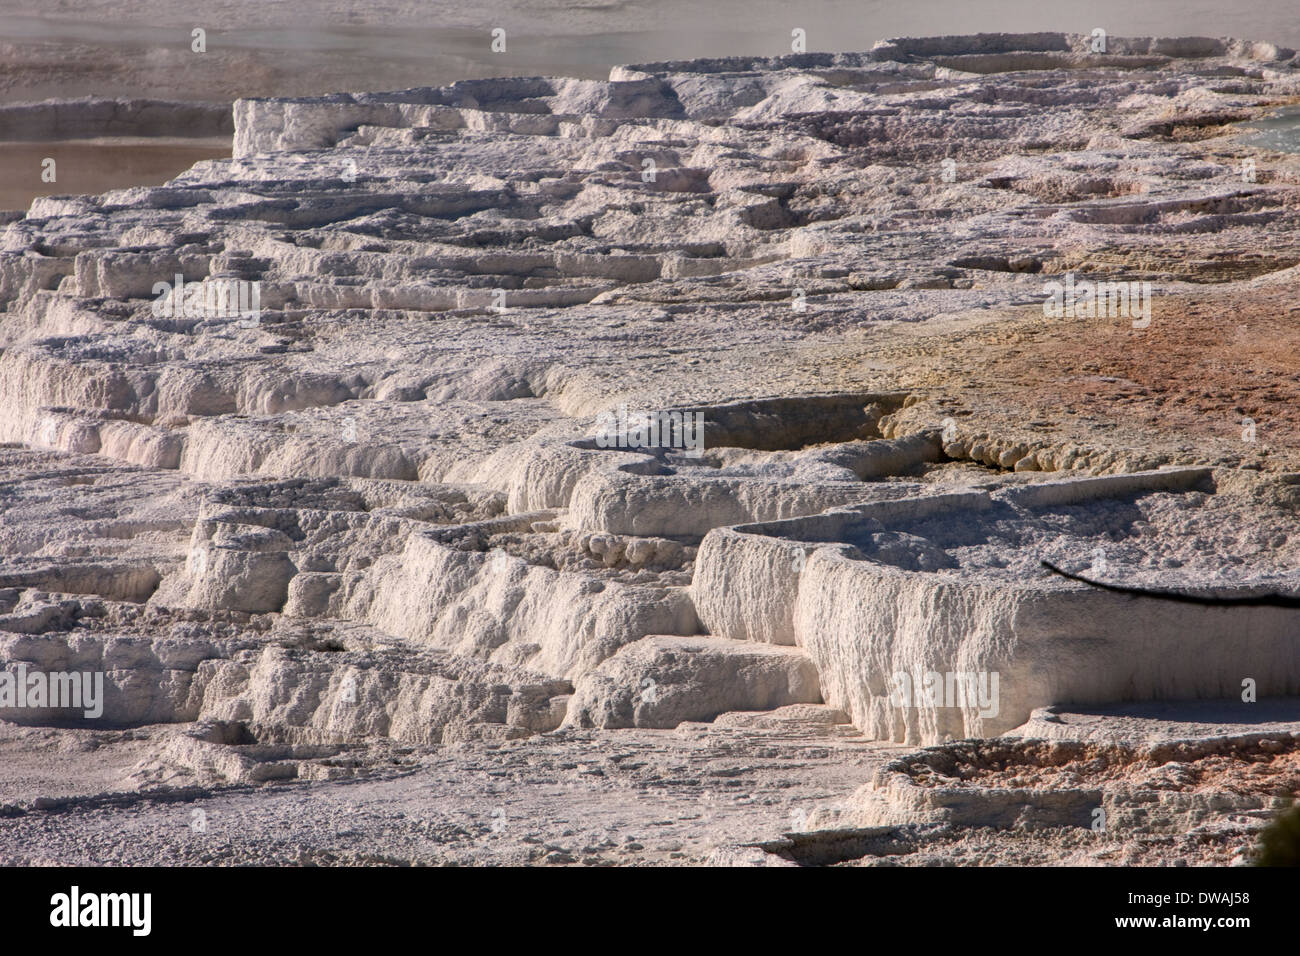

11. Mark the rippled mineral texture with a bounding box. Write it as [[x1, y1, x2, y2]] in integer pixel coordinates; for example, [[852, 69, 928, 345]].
[[3, 32, 1300, 866]]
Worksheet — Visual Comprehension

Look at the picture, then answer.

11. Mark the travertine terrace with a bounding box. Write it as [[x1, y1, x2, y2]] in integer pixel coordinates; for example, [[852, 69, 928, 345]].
[[3, 32, 1300, 865]]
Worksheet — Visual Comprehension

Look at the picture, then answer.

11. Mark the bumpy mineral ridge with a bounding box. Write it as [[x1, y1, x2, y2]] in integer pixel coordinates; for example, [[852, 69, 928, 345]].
[[3, 32, 1300, 865]]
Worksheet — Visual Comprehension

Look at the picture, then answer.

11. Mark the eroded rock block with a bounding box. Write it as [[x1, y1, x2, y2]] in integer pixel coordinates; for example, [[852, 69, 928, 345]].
[[564, 635, 821, 729]]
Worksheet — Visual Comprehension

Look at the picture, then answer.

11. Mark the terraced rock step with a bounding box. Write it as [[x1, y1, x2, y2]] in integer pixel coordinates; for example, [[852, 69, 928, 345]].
[[564, 635, 822, 729], [3, 32, 1300, 865]]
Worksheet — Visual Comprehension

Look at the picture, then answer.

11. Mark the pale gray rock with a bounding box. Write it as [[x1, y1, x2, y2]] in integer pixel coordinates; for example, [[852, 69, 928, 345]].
[[3, 33, 1300, 865], [563, 635, 822, 729]]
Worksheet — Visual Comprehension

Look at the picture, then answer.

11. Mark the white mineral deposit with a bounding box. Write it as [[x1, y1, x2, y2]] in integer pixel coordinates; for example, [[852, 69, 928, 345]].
[[1, 8, 1298, 873]]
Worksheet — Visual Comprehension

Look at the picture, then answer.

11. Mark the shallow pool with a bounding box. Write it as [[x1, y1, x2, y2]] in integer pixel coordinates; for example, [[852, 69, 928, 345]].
[[1235, 106, 1300, 153]]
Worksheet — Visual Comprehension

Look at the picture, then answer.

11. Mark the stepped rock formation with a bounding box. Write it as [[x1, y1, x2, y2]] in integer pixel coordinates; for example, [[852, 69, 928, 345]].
[[3, 32, 1300, 865]]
